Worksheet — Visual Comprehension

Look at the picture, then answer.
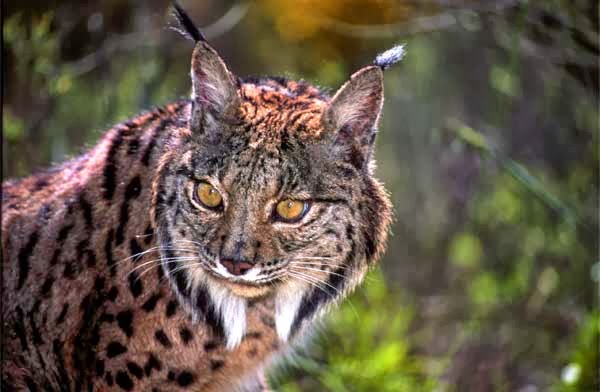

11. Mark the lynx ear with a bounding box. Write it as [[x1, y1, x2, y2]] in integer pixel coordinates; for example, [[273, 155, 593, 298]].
[[190, 42, 241, 138], [323, 66, 384, 169]]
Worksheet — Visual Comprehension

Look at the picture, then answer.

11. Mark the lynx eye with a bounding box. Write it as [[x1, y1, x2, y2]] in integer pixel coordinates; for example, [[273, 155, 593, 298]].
[[274, 199, 309, 223], [195, 182, 223, 209]]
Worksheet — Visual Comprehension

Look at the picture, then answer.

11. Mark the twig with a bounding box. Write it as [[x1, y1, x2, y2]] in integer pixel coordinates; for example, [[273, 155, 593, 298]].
[[63, 1, 251, 77], [316, 0, 522, 38]]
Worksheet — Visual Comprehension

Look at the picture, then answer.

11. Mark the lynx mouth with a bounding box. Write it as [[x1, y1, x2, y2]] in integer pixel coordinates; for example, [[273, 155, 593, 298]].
[[206, 272, 276, 298]]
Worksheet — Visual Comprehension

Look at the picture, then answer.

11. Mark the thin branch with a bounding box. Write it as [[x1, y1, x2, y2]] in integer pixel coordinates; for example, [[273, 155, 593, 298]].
[[318, 13, 458, 38], [316, 0, 522, 38], [63, 1, 251, 77]]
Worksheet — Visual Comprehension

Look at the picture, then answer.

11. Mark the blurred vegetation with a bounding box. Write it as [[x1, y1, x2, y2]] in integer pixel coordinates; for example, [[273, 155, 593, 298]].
[[3, 1, 598, 391]]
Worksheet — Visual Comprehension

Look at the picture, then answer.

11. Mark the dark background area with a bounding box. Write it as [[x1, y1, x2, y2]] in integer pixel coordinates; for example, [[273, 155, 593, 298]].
[[3, 1, 599, 390]]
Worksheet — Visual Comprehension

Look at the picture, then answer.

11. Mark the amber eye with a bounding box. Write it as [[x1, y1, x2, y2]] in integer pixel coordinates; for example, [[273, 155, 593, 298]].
[[274, 199, 309, 223], [195, 182, 223, 210]]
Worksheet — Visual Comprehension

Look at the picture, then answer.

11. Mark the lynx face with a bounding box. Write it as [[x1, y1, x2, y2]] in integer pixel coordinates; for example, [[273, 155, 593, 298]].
[[152, 41, 397, 349]]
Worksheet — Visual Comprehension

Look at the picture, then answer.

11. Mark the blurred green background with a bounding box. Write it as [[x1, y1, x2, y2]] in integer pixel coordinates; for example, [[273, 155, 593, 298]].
[[3, 1, 599, 391]]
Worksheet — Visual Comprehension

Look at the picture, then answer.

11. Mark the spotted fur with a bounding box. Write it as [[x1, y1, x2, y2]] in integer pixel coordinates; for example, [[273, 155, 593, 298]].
[[2, 5, 400, 390]]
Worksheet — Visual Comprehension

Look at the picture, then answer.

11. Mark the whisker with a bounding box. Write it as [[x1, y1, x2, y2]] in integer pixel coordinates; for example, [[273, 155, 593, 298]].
[[138, 259, 202, 280], [154, 262, 196, 285], [290, 261, 354, 270], [116, 246, 197, 265], [126, 257, 199, 277], [290, 269, 360, 319], [289, 265, 349, 279], [289, 269, 342, 297], [287, 272, 337, 301]]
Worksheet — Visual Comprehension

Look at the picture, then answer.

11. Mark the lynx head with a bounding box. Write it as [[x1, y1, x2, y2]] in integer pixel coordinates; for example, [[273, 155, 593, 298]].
[[151, 3, 402, 349]]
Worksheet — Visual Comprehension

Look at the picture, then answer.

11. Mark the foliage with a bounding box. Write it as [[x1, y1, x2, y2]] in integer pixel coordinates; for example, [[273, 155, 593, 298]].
[[556, 312, 600, 392], [269, 270, 437, 392]]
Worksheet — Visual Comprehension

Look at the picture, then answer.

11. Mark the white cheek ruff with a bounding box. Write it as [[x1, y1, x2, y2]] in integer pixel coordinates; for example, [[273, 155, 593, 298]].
[[274, 281, 306, 342], [206, 283, 248, 350]]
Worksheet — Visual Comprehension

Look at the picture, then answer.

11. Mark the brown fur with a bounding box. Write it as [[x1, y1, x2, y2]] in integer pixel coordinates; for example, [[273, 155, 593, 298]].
[[2, 36, 394, 391]]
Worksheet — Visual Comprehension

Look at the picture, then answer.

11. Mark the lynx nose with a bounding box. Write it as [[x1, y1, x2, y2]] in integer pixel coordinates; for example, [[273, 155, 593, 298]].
[[220, 260, 253, 276]]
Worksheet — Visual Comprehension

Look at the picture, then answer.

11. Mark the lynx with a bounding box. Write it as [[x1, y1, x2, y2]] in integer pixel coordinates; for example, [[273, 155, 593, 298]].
[[1, 4, 402, 391]]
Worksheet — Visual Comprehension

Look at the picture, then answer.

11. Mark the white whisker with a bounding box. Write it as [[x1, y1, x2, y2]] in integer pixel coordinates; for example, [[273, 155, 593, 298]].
[[290, 265, 349, 279], [127, 257, 199, 277], [116, 246, 197, 265], [289, 269, 342, 297], [290, 261, 354, 270]]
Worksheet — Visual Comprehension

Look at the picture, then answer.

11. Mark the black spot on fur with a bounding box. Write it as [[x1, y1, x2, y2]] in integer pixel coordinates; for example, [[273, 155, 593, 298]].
[[99, 313, 115, 323], [94, 276, 106, 291], [127, 137, 140, 155], [115, 177, 142, 246], [107, 286, 119, 301], [203, 340, 219, 351], [17, 231, 39, 290], [96, 359, 105, 377], [106, 341, 127, 358], [177, 371, 195, 386], [76, 239, 90, 261], [41, 274, 55, 296], [210, 360, 224, 371], [154, 329, 172, 348], [116, 310, 134, 337], [144, 354, 162, 376], [105, 371, 114, 386], [49, 248, 61, 266], [166, 300, 178, 317], [57, 224, 74, 243], [179, 327, 193, 344], [125, 175, 142, 199], [79, 194, 93, 228], [245, 331, 262, 339], [63, 261, 78, 279], [103, 128, 124, 200], [142, 292, 162, 312], [126, 362, 144, 379], [128, 271, 143, 298], [115, 370, 134, 390], [129, 238, 143, 261]]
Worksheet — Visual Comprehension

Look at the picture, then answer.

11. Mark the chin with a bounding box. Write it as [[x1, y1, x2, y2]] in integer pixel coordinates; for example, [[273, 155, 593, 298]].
[[209, 274, 275, 298]]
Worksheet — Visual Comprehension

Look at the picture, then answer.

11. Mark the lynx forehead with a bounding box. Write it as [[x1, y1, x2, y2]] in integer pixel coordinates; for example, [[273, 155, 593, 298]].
[[1, 3, 403, 390], [240, 79, 328, 147]]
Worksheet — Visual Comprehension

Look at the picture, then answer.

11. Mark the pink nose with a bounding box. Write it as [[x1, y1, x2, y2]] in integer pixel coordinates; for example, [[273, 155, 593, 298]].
[[220, 260, 253, 276]]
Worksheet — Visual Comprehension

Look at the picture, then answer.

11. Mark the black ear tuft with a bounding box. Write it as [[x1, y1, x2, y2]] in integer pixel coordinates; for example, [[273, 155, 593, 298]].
[[170, 1, 206, 42], [373, 44, 406, 70]]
